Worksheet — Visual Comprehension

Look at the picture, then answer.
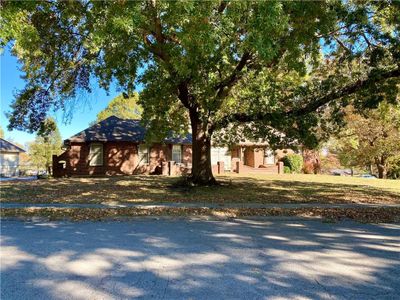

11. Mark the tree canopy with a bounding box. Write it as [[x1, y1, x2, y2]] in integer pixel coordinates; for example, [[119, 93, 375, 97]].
[[28, 117, 62, 173], [329, 103, 400, 178], [1, 0, 399, 184], [96, 93, 142, 122]]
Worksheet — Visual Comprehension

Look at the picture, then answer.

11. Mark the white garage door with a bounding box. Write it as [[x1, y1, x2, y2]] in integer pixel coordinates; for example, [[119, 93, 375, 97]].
[[211, 147, 231, 170]]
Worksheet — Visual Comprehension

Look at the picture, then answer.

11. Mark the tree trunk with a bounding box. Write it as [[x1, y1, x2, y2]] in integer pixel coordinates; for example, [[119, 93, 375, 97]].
[[47, 163, 52, 176], [377, 164, 387, 179], [376, 156, 387, 179], [188, 112, 216, 185]]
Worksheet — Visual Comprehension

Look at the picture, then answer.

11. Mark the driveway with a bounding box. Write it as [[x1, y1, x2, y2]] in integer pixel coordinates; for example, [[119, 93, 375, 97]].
[[1, 218, 399, 299], [0, 176, 37, 182]]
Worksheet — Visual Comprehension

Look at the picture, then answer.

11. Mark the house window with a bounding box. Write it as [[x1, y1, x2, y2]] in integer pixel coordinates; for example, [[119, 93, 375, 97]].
[[172, 145, 182, 163], [138, 144, 149, 164], [89, 143, 103, 166]]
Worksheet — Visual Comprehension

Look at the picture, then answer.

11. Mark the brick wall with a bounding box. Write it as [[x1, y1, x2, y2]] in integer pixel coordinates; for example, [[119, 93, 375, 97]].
[[106, 142, 137, 175], [229, 146, 286, 175], [244, 147, 254, 167], [230, 147, 241, 172], [253, 148, 264, 168], [182, 145, 192, 166], [53, 141, 287, 177], [53, 142, 192, 177]]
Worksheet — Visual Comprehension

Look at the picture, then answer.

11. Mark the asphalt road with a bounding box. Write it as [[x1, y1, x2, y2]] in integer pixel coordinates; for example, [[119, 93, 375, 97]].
[[1, 218, 399, 300]]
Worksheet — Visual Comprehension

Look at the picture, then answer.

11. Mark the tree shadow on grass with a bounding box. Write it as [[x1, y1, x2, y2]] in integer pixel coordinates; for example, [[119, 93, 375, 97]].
[[1, 219, 399, 299], [168, 176, 400, 205], [1, 175, 399, 205]]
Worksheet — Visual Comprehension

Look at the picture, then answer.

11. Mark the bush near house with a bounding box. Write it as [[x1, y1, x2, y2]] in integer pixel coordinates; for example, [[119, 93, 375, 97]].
[[282, 154, 303, 174]]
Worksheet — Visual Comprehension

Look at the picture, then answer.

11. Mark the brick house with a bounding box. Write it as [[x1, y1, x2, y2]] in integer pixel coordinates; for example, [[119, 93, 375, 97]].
[[53, 116, 283, 177]]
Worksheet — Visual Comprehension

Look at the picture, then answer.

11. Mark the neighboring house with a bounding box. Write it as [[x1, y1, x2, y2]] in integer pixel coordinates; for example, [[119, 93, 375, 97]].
[[53, 116, 284, 177], [0, 138, 26, 177]]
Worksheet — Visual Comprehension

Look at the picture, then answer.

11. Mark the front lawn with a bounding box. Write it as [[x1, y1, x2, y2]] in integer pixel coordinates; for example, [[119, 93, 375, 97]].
[[1, 174, 399, 205]]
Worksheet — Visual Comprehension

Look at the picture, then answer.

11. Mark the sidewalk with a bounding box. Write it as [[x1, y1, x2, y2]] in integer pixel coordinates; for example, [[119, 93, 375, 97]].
[[2, 201, 399, 223], [2, 201, 400, 209]]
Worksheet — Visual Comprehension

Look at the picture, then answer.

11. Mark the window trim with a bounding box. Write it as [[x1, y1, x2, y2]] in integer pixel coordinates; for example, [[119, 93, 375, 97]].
[[138, 144, 149, 165], [172, 144, 182, 163], [89, 143, 104, 166]]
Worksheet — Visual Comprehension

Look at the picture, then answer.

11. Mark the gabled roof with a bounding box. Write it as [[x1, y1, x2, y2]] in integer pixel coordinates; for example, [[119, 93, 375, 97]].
[[65, 116, 192, 145], [0, 138, 26, 153]]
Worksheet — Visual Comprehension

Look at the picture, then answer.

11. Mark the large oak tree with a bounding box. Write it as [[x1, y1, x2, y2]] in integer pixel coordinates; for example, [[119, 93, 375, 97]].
[[1, 0, 399, 184]]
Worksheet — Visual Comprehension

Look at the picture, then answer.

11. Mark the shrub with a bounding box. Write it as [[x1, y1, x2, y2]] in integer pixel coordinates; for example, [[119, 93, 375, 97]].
[[303, 160, 322, 174], [282, 154, 303, 173], [283, 166, 291, 174], [302, 161, 314, 174]]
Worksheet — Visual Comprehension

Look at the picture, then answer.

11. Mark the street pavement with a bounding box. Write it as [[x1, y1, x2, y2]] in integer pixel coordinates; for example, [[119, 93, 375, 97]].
[[1, 218, 399, 299]]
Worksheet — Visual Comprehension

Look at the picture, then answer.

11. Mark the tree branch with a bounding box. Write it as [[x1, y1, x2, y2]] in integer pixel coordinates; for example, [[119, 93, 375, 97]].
[[214, 51, 252, 98], [292, 68, 399, 116], [217, 1, 230, 14], [362, 33, 373, 49], [216, 67, 400, 128], [334, 37, 351, 54], [177, 80, 193, 110]]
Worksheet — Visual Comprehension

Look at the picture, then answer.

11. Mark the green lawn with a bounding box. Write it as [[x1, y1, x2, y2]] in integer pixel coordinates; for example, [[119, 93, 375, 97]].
[[1, 174, 399, 205]]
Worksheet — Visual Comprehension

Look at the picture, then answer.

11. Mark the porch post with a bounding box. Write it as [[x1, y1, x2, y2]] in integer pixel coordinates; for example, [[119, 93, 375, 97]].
[[217, 161, 224, 174], [277, 161, 284, 174], [240, 147, 244, 163], [236, 160, 243, 174]]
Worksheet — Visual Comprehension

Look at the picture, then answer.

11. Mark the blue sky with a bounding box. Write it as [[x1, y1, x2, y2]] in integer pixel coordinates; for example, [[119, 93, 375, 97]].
[[0, 48, 125, 146]]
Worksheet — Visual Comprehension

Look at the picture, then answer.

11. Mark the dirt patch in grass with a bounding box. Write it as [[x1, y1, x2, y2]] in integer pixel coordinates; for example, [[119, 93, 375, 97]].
[[1, 174, 399, 205], [1, 207, 399, 223]]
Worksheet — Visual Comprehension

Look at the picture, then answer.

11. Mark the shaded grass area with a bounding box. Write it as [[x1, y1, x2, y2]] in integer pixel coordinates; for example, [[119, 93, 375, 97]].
[[1, 174, 399, 205], [1, 207, 400, 223]]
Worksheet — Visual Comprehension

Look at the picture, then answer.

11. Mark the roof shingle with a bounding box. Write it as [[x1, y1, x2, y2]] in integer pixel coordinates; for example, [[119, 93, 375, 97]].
[[0, 138, 25, 153], [66, 116, 192, 144]]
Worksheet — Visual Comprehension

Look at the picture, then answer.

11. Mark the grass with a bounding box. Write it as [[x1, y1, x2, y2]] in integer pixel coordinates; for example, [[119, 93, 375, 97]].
[[1, 174, 399, 205]]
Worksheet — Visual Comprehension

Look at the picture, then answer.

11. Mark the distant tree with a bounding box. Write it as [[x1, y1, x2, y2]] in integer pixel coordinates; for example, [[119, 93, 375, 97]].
[[387, 155, 400, 179], [96, 93, 143, 122], [319, 152, 342, 174], [331, 103, 400, 179], [0, 126, 4, 138], [327, 137, 361, 175], [28, 118, 62, 174]]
